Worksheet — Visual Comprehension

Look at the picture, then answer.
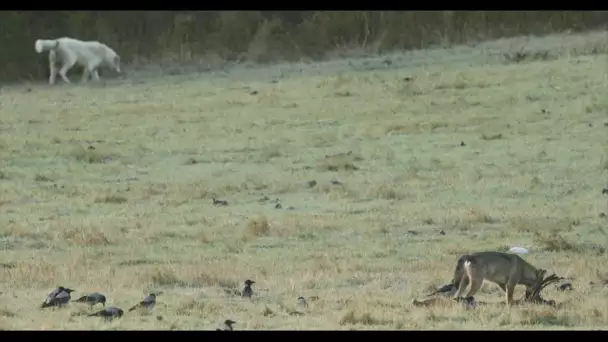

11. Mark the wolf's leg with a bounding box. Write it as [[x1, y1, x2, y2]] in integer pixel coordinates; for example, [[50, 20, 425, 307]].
[[505, 268, 520, 305], [48, 52, 58, 85], [82, 63, 101, 83], [80, 69, 90, 83], [505, 281, 517, 306], [58, 56, 76, 84], [464, 270, 483, 299], [49, 62, 57, 85], [59, 64, 74, 84], [453, 277, 469, 299], [504, 259, 523, 306], [91, 69, 100, 82], [82, 57, 102, 83]]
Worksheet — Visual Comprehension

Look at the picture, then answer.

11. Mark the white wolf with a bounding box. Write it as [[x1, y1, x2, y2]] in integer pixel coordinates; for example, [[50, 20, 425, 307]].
[[34, 37, 121, 85]]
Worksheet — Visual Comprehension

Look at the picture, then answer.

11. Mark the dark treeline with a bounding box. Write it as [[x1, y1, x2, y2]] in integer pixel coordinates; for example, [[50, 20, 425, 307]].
[[1, 11, 606, 83]]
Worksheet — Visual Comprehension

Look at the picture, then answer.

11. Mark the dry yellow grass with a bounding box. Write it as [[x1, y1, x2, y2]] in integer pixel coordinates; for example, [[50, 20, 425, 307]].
[[1, 31, 608, 330]]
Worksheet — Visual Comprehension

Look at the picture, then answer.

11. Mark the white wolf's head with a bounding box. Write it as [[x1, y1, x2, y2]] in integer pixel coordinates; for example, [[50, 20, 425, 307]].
[[102, 45, 121, 74], [111, 55, 121, 74]]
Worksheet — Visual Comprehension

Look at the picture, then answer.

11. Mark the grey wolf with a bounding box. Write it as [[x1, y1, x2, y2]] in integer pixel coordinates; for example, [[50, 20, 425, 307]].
[[451, 251, 544, 305]]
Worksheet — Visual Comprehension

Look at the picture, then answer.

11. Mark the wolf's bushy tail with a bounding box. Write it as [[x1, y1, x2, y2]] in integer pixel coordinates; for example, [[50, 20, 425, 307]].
[[451, 254, 477, 286], [35, 39, 59, 53], [460, 254, 477, 265]]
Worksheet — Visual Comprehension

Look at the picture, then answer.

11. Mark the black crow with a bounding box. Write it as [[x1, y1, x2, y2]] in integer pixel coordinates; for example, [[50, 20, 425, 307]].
[[216, 319, 236, 331], [41, 286, 75, 309], [74, 292, 106, 308], [88, 306, 123, 321]]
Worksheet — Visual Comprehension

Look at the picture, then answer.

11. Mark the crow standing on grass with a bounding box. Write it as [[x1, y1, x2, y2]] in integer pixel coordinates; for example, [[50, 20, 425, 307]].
[[242, 280, 255, 299], [216, 319, 236, 331], [286, 296, 309, 316], [129, 292, 162, 312], [43, 287, 67, 303], [297, 296, 309, 309], [74, 292, 106, 308], [41, 286, 75, 308], [88, 307, 124, 321]]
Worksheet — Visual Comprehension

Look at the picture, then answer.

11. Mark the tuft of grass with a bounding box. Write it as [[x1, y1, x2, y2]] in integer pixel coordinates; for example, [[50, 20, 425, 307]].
[[320, 153, 361, 172], [62, 228, 110, 246], [118, 259, 161, 267], [601, 149, 608, 170], [503, 50, 554, 64], [149, 268, 187, 287], [384, 123, 411, 135], [533, 231, 605, 255], [244, 216, 271, 238], [176, 299, 205, 315], [366, 183, 404, 200], [71, 146, 114, 164], [448, 208, 498, 231], [481, 133, 503, 141], [34, 174, 53, 182], [339, 310, 390, 326], [467, 208, 498, 224], [197, 231, 210, 243], [0, 309, 16, 318], [258, 146, 282, 162], [519, 308, 572, 326], [262, 306, 275, 317], [422, 218, 436, 225], [533, 231, 576, 252], [94, 195, 128, 204]]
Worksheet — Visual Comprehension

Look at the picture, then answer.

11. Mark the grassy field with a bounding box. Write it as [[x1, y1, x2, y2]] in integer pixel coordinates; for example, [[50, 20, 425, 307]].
[[1, 30, 608, 330]]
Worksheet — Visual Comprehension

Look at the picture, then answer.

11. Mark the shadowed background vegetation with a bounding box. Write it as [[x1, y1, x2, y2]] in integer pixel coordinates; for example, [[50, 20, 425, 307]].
[[1, 11, 607, 83]]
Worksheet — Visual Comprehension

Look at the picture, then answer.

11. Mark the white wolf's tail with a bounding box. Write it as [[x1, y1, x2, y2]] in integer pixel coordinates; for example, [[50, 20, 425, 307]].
[[35, 39, 59, 53]]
